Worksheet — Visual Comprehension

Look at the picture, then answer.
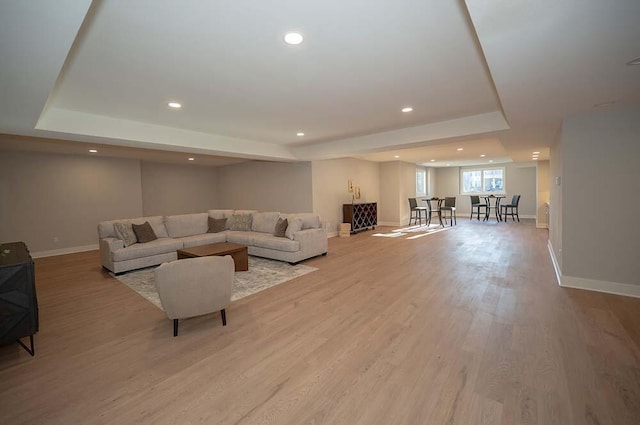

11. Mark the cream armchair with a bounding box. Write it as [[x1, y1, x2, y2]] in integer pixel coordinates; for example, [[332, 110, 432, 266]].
[[154, 256, 234, 336]]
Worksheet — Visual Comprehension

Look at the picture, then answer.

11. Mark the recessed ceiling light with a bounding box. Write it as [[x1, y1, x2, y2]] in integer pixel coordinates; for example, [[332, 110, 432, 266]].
[[394, 155, 400, 158], [188, 157, 195, 161], [401, 107, 413, 113], [89, 149, 97, 153], [430, 159, 435, 162], [284, 32, 303, 45], [532, 151, 540, 154], [532, 157, 539, 160], [296, 132, 305, 136], [480, 154, 486, 158], [168, 102, 182, 109], [626, 57, 640, 66], [456, 148, 464, 151]]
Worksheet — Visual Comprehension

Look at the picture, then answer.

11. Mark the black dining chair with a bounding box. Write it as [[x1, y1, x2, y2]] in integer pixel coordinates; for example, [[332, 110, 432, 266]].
[[440, 197, 456, 226], [470, 195, 487, 220], [408, 198, 428, 226], [500, 195, 521, 222]]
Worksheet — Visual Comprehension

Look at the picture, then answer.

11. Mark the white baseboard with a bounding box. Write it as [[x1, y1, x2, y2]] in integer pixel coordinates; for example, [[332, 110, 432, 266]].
[[560, 275, 640, 298], [31, 244, 98, 259], [536, 223, 549, 229], [547, 239, 640, 298]]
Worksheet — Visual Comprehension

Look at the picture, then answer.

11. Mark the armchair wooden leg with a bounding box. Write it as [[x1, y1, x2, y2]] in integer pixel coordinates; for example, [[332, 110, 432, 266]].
[[173, 319, 179, 337], [221, 309, 227, 326]]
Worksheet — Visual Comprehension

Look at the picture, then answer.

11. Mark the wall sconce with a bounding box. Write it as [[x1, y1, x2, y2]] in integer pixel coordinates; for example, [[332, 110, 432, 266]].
[[348, 179, 354, 192]]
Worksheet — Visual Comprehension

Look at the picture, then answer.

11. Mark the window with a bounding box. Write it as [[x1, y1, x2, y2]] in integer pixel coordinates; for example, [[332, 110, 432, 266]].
[[461, 167, 505, 194], [416, 169, 426, 196]]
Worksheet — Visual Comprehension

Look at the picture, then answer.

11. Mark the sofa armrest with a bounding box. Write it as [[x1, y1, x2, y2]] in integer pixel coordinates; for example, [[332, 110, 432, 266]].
[[100, 237, 123, 271], [293, 228, 328, 256]]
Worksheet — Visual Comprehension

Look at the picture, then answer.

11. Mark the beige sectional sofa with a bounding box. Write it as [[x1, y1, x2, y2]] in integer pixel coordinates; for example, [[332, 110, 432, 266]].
[[98, 210, 328, 274]]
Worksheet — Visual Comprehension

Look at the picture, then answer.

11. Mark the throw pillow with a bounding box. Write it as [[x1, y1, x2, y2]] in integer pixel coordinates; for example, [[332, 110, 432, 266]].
[[230, 213, 253, 231], [274, 217, 288, 238], [208, 217, 227, 233], [132, 221, 157, 243], [285, 217, 303, 240], [113, 222, 137, 247]]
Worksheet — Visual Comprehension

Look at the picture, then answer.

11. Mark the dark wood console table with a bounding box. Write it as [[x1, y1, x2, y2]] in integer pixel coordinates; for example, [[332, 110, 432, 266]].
[[0, 241, 38, 356], [343, 202, 377, 233]]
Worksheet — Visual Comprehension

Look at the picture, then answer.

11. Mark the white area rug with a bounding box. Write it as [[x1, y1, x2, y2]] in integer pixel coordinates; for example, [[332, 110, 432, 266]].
[[113, 256, 317, 311]]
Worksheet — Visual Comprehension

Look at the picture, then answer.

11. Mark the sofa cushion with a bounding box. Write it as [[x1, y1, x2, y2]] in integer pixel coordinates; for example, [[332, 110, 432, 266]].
[[179, 233, 228, 248], [285, 217, 304, 240], [208, 217, 227, 233], [252, 211, 280, 234], [208, 209, 235, 229], [165, 213, 209, 238], [99, 216, 168, 239], [112, 238, 183, 262], [274, 218, 288, 238], [113, 222, 137, 247], [225, 231, 254, 246], [132, 221, 157, 243], [230, 214, 252, 231], [295, 213, 321, 230], [251, 233, 300, 252]]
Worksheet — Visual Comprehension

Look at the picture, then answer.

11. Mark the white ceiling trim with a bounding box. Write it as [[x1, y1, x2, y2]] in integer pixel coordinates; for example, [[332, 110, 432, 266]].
[[292, 111, 510, 160], [36, 107, 297, 161]]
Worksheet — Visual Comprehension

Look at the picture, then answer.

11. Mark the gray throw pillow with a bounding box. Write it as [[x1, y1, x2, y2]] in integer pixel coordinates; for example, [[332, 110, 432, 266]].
[[113, 222, 137, 247], [208, 217, 227, 233], [274, 217, 288, 238], [132, 221, 158, 243], [230, 213, 253, 231], [285, 217, 303, 240]]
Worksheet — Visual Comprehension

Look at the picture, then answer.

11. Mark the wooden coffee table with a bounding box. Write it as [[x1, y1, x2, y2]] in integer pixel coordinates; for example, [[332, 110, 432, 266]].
[[177, 242, 248, 271]]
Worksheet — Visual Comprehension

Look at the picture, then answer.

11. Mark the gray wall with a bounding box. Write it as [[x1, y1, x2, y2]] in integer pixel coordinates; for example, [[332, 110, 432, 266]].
[[561, 106, 640, 286], [217, 161, 313, 213], [379, 162, 401, 224], [549, 138, 563, 269], [536, 160, 550, 227], [378, 161, 418, 226], [141, 161, 218, 216], [435, 162, 537, 217], [311, 158, 380, 235], [0, 151, 143, 253]]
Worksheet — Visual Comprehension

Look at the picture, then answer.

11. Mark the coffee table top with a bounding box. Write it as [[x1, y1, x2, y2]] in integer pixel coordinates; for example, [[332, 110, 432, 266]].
[[177, 242, 247, 258]]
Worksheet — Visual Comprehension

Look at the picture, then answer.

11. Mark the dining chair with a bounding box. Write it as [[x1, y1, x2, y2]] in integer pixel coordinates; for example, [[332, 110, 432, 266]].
[[440, 197, 456, 226], [408, 198, 428, 226], [500, 194, 521, 222], [470, 195, 487, 220]]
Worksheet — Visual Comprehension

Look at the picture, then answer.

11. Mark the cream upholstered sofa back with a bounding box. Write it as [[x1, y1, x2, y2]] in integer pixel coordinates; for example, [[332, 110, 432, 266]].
[[99, 210, 328, 274]]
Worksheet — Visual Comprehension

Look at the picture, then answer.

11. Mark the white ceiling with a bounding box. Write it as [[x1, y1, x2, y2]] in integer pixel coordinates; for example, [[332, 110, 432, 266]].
[[1, 0, 639, 166]]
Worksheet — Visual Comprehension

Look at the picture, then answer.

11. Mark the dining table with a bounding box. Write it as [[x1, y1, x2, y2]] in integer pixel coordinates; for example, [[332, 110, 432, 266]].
[[482, 195, 506, 222], [420, 197, 445, 227]]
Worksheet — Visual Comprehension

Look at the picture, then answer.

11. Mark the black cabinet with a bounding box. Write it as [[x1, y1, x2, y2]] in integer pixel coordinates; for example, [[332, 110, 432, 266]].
[[343, 202, 377, 233], [0, 241, 38, 356]]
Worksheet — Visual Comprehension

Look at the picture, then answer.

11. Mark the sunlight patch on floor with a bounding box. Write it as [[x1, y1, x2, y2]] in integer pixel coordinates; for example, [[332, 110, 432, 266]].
[[372, 223, 453, 239]]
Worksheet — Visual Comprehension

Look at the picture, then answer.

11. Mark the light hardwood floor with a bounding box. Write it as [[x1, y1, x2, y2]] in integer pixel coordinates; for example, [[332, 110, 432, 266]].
[[1, 219, 639, 425]]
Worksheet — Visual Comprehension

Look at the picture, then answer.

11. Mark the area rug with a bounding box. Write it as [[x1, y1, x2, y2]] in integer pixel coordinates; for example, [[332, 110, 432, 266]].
[[113, 256, 318, 311]]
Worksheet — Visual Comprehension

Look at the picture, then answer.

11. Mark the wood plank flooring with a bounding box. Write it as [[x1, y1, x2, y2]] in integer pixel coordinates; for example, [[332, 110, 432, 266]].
[[1, 219, 639, 425]]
